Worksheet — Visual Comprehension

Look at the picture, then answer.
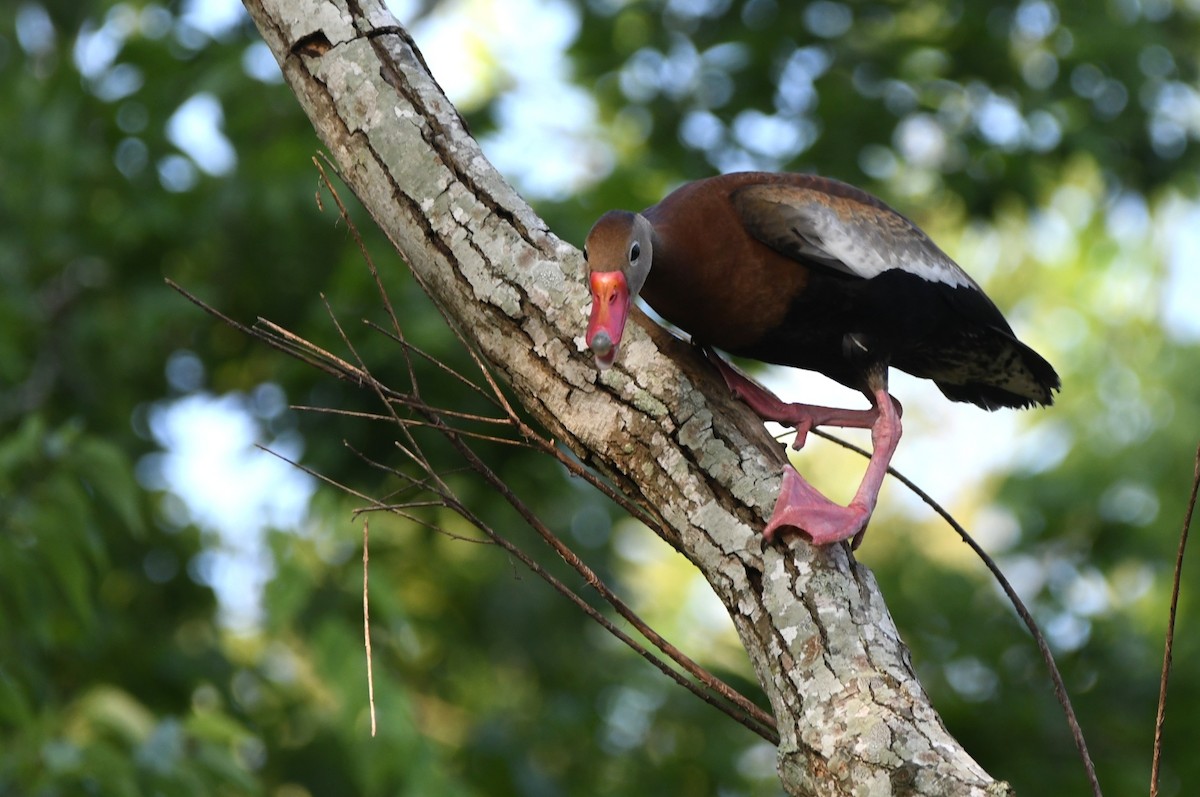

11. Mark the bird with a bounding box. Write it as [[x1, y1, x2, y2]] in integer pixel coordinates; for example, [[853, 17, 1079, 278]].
[[583, 172, 1060, 549]]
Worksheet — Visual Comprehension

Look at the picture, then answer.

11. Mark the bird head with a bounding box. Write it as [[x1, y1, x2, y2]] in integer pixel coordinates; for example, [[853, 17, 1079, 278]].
[[583, 210, 653, 370]]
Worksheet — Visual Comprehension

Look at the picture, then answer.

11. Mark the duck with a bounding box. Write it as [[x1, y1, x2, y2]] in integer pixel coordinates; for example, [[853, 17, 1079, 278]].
[[583, 172, 1060, 548]]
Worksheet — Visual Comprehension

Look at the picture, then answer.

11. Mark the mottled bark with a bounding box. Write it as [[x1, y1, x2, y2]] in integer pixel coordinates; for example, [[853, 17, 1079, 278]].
[[240, 1, 1013, 794]]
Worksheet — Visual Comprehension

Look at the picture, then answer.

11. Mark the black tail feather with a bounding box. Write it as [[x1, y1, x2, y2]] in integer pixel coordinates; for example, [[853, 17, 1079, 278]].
[[932, 335, 1061, 410]]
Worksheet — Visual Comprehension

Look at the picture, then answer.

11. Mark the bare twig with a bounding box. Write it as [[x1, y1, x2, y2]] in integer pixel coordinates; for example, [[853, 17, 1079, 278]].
[[810, 427, 1103, 797], [313, 155, 422, 399], [362, 320, 501, 406], [1150, 441, 1200, 797], [293, 403, 516, 429], [363, 518, 377, 737], [296, 403, 531, 448]]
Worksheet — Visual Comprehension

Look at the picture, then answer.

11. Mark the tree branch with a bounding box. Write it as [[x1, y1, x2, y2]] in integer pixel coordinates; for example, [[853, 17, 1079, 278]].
[[240, 1, 1013, 793]]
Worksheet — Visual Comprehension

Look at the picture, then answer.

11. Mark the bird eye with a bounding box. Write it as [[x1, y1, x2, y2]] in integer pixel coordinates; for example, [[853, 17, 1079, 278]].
[[629, 242, 640, 263]]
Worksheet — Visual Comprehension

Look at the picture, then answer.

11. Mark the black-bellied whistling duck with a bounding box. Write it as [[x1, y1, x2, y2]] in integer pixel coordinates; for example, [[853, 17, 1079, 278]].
[[584, 172, 1060, 548]]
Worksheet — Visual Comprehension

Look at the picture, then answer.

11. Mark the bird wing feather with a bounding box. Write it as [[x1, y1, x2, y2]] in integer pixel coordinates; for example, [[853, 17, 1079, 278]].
[[730, 182, 980, 291]]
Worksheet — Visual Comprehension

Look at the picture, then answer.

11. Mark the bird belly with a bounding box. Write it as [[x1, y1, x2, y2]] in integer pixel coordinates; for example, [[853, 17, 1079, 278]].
[[738, 269, 1058, 408]]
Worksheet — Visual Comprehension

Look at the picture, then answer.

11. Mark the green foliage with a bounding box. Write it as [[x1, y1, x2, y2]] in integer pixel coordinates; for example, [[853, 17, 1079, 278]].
[[3, 0, 1199, 795], [564, 0, 1200, 217], [0, 410, 255, 793]]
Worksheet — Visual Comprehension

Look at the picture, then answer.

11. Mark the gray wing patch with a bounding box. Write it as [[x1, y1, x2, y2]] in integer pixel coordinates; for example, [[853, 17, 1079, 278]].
[[730, 182, 979, 290]]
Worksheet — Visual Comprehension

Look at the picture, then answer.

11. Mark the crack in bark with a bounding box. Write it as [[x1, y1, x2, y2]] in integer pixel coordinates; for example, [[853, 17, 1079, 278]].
[[291, 30, 333, 57], [345, 0, 545, 251]]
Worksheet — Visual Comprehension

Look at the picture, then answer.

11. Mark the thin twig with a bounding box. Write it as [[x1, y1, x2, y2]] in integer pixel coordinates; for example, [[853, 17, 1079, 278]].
[[362, 319, 502, 407], [313, 155, 422, 399], [810, 426, 1103, 797], [295, 404, 530, 447], [294, 401, 514, 427], [362, 518, 377, 737], [1150, 441, 1200, 797], [254, 443, 493, 550]]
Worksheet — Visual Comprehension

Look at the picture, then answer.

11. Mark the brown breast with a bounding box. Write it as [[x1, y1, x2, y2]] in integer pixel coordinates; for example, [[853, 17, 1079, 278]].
[[639, 173, 812, 352]]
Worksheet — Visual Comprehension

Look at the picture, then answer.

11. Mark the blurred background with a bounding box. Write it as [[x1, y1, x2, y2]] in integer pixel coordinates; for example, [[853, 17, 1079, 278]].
[[3, 0, 1199, 794]]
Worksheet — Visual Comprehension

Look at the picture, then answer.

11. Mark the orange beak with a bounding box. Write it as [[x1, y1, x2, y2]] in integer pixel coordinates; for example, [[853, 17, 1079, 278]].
[[586, 270, 630, 370]]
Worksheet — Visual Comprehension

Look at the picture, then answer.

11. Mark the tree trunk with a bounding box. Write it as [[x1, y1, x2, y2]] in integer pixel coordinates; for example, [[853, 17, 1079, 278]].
[[241, 1, 1013, 794]]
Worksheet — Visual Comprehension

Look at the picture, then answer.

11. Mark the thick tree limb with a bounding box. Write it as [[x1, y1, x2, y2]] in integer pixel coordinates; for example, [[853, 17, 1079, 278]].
[[241, 1, 1012, 793]]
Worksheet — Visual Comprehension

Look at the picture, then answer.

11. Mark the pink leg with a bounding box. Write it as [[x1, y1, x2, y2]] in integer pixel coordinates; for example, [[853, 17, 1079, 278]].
[[704, 349, 898, 449], [762, 372, 902, 549]]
